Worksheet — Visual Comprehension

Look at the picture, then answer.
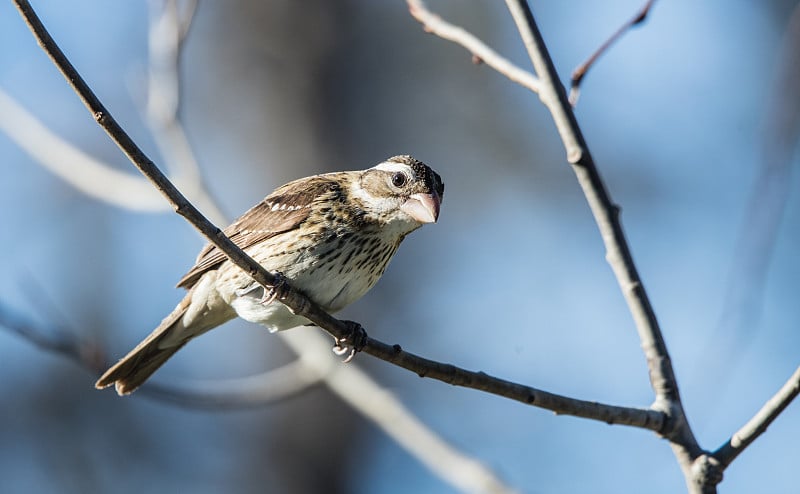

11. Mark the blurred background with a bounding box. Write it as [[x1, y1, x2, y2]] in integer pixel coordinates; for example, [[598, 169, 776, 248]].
[[1, 1, 798, 493]]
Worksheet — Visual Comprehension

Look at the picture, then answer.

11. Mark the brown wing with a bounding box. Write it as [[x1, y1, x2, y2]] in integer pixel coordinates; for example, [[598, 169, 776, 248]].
[[176, 175, 344, 289]]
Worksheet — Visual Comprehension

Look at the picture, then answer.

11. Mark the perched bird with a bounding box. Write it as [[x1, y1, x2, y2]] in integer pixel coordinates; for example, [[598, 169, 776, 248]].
[[95, 155, 443, 395]]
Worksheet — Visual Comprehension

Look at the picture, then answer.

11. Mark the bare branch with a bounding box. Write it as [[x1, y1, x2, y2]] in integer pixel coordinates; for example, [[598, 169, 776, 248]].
[[12, 0, 666, 432], [500, 0, 710, 489], [713, 366, 800, 469], [569, 0, 657, 105], [406, 0, 539, 94], [502, 0, 679, 416]]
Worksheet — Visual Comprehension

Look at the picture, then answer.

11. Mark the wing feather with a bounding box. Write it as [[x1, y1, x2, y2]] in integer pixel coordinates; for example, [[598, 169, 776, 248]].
[[176, 175, 343, 289]]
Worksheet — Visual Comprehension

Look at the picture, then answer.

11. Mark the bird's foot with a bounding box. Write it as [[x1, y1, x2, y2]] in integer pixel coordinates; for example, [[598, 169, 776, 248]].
[[259, 272, 287, 305], [332, 320, 368, 363]]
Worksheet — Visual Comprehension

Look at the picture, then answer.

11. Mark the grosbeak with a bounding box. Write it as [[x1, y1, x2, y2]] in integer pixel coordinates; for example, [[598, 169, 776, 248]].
[[95, 155, 444, 395]]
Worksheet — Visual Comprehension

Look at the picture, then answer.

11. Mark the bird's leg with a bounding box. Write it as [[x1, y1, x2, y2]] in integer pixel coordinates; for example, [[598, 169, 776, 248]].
[[259, 272, 287, 305], [332, 320, 368, 363]]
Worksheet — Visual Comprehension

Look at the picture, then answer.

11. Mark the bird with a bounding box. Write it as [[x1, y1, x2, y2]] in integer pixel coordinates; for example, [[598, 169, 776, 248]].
[[95, 155, 444, 395]]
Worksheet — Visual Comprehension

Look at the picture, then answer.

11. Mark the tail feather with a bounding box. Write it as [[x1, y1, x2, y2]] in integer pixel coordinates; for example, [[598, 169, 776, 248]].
[[95, 296, 191, 395]]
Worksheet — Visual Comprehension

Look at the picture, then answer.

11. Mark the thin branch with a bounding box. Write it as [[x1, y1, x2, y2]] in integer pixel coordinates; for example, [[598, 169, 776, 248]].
[[501, 0, 709, 490], [12, 0, 666, 432], [407, 0, 539, 94], [502, 0, 679, 419], [569, 0, 657, 105], [713, 365, 800, 469]]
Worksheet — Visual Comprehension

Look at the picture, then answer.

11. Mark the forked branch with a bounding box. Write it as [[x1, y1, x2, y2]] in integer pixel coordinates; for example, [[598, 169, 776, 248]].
[[569, 0, 658, 104]]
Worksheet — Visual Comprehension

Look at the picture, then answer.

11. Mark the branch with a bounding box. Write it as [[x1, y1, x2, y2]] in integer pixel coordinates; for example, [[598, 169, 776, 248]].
[[406, 0, 539, 94], [569, 0, 657, 105], [12, 0, 666, 432], [502, 0, 680, 418], [501, 0, 713, 489], [713, 365, 800, 469]]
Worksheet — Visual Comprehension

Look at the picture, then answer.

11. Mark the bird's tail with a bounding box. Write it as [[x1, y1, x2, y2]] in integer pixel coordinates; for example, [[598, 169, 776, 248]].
[[95, 296, 193, 396]]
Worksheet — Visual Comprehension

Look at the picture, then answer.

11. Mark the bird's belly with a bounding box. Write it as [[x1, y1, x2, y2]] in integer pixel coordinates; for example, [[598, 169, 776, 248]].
[[294, 239, 398, 312], [224, 234, 398, 330], [229, 292, 310, 332]]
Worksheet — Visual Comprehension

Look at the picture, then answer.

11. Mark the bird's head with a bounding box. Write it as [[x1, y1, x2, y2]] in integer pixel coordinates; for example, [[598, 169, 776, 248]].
[[352, 155, 444, 234]]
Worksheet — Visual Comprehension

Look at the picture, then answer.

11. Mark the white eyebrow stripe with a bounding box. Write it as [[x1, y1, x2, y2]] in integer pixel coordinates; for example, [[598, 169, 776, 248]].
[[374, 161, 416, 178]]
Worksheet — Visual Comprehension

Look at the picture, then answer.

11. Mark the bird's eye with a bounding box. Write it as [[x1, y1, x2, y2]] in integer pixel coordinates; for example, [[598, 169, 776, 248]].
[[391, 172, 407, 188]]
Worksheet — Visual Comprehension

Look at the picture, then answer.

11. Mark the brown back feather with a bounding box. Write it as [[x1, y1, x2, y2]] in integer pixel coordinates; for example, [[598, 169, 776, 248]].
[[176, 175, 345, 289]]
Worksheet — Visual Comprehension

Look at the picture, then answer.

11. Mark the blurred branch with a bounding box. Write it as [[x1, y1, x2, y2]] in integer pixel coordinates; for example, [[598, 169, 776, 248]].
[[0, 298, 325, 408], [0, 296, 518, 493], [569, 0, 657, 105], [0, 4, 224, 222], [142, 0, 227, 225], [279, 331, 520, 494], [11, 0, 668, 433], [701, 3, 800, 393], [713, 365, 800, 469], [407, 0, 540, 94], [0, 299, 104, 372], [0, 88, 169, 212]]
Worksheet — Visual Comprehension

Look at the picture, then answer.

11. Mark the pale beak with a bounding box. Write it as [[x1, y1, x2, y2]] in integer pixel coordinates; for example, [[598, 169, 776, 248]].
[[401, 192, 441, 224]]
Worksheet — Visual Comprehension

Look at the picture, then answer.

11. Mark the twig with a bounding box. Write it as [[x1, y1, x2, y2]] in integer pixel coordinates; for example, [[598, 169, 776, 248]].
[[501, 0, 711, 491], [407, 0, 539, 94], [569, 0, 657, 105], [12, 0, 666, 431], [713, 365, 800, 468]]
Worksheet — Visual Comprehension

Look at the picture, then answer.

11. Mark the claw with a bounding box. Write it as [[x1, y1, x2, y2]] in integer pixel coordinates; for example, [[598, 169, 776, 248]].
[[332, 320, 367, 363], [259, 272, 287, 305]]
